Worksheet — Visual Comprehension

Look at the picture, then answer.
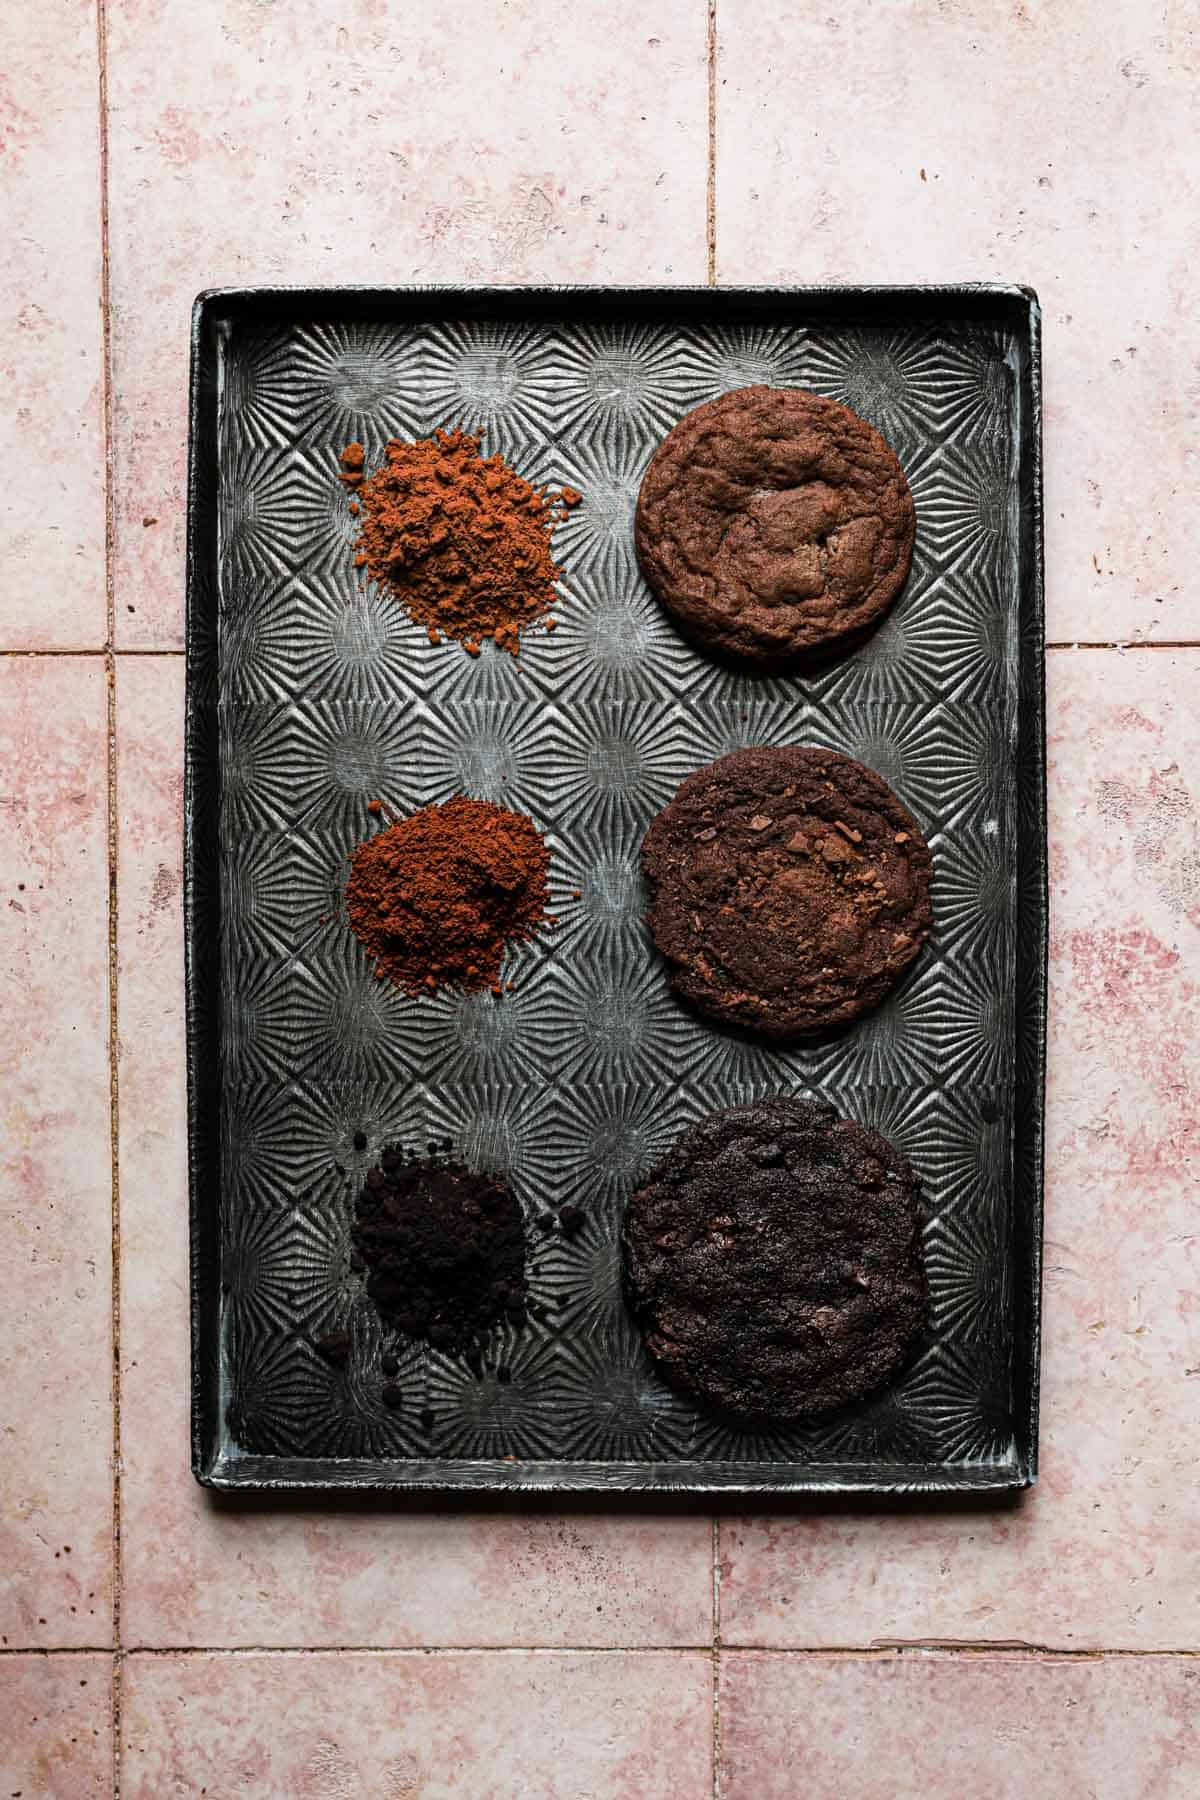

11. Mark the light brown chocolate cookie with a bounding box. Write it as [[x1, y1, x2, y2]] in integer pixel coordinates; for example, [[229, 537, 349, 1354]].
[[635, 386, 915, 668]]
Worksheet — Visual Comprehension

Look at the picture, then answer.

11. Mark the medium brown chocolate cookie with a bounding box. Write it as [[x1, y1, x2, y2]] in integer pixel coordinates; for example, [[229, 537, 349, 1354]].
[[622, 1097, 928, 1420], [641, 745, 933, 1040], [635, 385, 915, 668]]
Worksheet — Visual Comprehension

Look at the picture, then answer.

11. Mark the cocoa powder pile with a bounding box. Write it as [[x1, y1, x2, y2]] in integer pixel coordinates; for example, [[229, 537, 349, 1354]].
[[340, 430, 580, 656], [346, 795, 551, 996], [353, 1146, 528, 1355]]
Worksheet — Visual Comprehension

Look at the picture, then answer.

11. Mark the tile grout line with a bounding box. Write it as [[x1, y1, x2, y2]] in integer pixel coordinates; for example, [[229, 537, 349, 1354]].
[[105, 649, 122, 1797], [96, 0, 115, 662], [0, 647, 181, 656], [1048, 640, 1200, 650], [712, 1516, 722, 1800], [2, 1643, 1200, 1659], [4, 1643, 1199, 1660], [701, 1644, 1200, 1660], [706, 0, 717, 286], [95, 0, 123, 1793]]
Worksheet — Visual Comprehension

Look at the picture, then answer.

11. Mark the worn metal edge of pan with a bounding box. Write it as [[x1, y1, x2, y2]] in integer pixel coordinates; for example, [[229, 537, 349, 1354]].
[[1012, 289, 1047, 1489], [185, 283, 1047, 1499], [186, 290, 221, 1489], [201, 1455, 1029, 1497]]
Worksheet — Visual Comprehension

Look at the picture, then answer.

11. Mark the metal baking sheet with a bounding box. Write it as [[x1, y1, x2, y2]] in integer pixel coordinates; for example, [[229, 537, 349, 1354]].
[[186, 284, 1045, 1494]]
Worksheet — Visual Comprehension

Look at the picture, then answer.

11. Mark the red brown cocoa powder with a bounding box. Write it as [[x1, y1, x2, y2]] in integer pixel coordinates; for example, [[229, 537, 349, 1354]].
[[346, 795, 551, 996], [339, 430, 580, 656]]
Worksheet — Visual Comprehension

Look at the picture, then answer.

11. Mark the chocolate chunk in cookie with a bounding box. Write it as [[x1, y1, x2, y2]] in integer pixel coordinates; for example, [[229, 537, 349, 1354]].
[[641, 744, 933, 1040], [621, 1096, 928, 1420], [635, 386, 915, 669]]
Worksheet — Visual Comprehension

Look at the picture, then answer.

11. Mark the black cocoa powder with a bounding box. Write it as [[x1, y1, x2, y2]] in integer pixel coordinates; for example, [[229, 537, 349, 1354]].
[[352, 1147, 528, 1354]]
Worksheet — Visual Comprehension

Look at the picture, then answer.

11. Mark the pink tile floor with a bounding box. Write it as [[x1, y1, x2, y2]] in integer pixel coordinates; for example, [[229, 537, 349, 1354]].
[[2, 2, 1197, 1793]]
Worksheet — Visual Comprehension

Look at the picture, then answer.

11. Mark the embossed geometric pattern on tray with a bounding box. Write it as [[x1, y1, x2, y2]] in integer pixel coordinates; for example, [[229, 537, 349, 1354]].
[[205, 303, 1036, 1481]]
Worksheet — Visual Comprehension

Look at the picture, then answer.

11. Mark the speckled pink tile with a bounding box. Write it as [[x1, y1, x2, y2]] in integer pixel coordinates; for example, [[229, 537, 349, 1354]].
[[0, 659, 113, 1647], [720, 1652, 1200, 1799], [721, 648, 1200, 1650], [105, 1, 707, 651], [716, 4, 1198, 645], [0, 1654, 113, 1799], [116, 653, 712, 1647], [0, 3, 106, 650], [122, 1649, 711, 1796]]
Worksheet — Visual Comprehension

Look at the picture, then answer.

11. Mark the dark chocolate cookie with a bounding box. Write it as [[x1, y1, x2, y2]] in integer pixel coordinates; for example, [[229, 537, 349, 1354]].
[[641, 744, 933, 1040], [635, 385, 915, 668], [621, 1097, 928, 1420]]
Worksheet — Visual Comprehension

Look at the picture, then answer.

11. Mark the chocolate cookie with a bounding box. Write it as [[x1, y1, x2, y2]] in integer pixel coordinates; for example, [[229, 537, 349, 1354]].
[[621, 1097, 928, 1420], [641, 745, 932, 1040], [635, 386, 915, 668]]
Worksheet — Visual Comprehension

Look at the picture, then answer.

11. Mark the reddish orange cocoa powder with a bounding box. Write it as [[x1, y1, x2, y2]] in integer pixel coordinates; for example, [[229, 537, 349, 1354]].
[[346, 796, 551, 996], [339, 431, 580, 657]]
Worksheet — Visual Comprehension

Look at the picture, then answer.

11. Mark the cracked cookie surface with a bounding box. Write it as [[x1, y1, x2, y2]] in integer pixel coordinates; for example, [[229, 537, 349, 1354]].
[[621, 1096, 928, 1420], [641, 744, 933, 1040], [635, 385, 915, 668]]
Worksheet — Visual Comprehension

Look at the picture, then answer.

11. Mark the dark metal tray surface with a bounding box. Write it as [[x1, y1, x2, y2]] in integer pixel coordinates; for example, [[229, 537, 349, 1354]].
[[186, 285, 1045, 1494]]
